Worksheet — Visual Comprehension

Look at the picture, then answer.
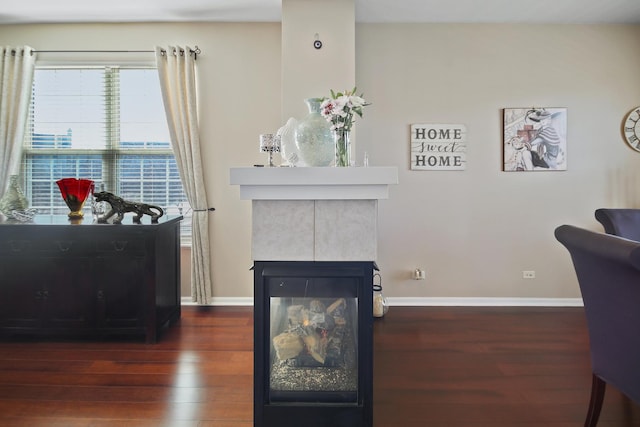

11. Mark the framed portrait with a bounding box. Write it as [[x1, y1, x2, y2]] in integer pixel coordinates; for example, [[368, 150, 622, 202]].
[[503, 107, 567, 171]]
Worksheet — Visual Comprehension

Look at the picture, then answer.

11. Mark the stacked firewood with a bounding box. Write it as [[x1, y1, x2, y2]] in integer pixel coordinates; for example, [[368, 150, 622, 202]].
[[272, 298, 348, 367]]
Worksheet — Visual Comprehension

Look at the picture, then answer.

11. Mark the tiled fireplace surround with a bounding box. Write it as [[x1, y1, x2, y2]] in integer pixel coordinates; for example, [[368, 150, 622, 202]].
[[252, 199, 377, 261], [230, 166, 398, 262]]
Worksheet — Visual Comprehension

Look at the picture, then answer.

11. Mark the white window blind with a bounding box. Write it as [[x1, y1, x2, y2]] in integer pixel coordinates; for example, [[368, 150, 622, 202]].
[[21, 66, 192, 242]]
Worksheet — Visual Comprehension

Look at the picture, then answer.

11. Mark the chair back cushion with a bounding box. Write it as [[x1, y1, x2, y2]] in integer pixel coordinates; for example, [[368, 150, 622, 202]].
[[595, 208, 640, 241]]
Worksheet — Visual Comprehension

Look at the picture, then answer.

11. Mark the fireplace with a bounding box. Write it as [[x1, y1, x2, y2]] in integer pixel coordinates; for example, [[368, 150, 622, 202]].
[[230, 166, 398, 427], [253, 261, 374, 427]]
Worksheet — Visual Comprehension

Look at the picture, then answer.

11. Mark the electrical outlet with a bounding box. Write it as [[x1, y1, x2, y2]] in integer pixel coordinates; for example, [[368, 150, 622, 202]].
[[522, 270, 536, 279], [413, 268, 426, 280]]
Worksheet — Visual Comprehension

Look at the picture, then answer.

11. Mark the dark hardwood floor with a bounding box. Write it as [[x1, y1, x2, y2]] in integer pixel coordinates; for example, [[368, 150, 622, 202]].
[[0, 306, 639, 426]]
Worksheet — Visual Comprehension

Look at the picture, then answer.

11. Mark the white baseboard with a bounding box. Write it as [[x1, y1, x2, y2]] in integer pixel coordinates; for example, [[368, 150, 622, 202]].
[[386, 297, 583, 307], [181, 297, 253, 306], [181, 296, 583, 307]]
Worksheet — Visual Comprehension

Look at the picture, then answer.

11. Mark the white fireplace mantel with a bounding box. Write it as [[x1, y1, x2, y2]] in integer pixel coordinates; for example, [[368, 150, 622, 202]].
[[230, 166, 398, 261], [229, 166, 398, 200]]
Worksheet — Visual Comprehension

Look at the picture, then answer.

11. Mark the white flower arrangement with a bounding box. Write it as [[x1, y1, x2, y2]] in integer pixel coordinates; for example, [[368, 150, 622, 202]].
[[319, 88, 370, 133]]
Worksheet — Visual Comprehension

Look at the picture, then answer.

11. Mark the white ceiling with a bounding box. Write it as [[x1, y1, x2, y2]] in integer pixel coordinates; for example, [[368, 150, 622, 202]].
[[1, 0, 640, 25]]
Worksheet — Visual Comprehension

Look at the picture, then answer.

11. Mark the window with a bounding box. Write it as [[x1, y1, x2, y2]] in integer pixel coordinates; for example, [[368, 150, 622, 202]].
[[21, 66, 191, 242]]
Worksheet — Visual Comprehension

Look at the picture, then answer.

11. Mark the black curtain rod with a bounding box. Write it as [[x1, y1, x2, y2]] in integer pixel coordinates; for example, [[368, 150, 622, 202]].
[[30, 45, 201, 59]]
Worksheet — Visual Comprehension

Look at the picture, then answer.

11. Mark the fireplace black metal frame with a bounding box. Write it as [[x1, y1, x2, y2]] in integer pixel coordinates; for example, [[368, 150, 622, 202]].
[[253, 260, 375, 427]]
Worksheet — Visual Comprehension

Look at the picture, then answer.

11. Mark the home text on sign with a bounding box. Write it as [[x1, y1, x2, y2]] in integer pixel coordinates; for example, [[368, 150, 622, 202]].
[[410, 124, 467, 170]]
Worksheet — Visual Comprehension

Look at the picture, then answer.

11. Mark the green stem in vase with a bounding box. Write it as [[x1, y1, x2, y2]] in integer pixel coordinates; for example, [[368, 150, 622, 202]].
[[335, 130, 350, 167]]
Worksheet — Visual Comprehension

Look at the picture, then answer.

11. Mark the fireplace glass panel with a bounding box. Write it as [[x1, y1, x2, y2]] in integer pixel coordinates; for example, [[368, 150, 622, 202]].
[[268, 277, 358, 403]]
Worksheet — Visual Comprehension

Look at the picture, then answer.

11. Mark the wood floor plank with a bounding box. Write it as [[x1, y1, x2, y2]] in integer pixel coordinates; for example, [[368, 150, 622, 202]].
[[0, 305, 639, 426]]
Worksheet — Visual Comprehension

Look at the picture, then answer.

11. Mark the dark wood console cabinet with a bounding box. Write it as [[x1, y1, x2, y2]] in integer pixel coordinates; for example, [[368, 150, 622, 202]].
[[0, 215, 182, 343]]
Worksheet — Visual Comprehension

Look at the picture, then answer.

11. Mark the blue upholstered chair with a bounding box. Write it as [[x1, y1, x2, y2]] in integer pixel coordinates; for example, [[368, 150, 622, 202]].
[[555, 225, 640, 427], [595, 208, 640, 241]]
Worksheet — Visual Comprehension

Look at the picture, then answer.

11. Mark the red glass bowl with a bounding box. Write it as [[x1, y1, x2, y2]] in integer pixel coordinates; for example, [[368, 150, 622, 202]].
[[56, 178, 94, 219]]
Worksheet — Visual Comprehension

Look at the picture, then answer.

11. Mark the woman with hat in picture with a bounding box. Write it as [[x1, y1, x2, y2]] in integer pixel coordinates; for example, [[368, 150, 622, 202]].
[[526, 109, 565, 169]]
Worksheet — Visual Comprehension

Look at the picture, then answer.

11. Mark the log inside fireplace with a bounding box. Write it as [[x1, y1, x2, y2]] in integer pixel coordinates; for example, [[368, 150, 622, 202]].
[[270, 297, 358, 398]]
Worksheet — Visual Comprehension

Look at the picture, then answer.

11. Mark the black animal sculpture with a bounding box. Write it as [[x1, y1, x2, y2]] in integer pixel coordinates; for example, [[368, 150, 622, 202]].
[[93, 191, 164, 224]]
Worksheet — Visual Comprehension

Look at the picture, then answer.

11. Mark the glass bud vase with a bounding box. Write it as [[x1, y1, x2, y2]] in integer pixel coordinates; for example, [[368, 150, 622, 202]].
[[294, 98, 334, 167], [334, 129, 351, 167]]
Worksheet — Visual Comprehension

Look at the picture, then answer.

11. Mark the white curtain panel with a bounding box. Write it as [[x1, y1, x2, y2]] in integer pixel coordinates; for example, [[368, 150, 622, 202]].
[[0, 46, 35, 196], [155, 46, 213, 304]]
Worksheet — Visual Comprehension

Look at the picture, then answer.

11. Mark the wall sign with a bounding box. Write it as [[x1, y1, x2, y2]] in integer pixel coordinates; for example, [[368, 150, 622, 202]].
[[410, 124, 467, 171]]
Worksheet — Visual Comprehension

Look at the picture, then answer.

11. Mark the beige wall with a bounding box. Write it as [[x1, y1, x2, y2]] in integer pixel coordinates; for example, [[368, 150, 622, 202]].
[[356, 23, 640, 299], [2, 21, 640, 301], [282, 0, 355, 120]]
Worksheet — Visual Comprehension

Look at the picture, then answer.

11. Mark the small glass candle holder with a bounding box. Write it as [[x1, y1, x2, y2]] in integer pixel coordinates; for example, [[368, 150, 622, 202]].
[[259, 134, 281, 167]]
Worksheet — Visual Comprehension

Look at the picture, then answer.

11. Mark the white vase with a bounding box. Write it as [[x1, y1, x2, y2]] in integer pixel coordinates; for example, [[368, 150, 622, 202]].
[[277, 117, 303, 166], [294, 98, 334, 167]]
